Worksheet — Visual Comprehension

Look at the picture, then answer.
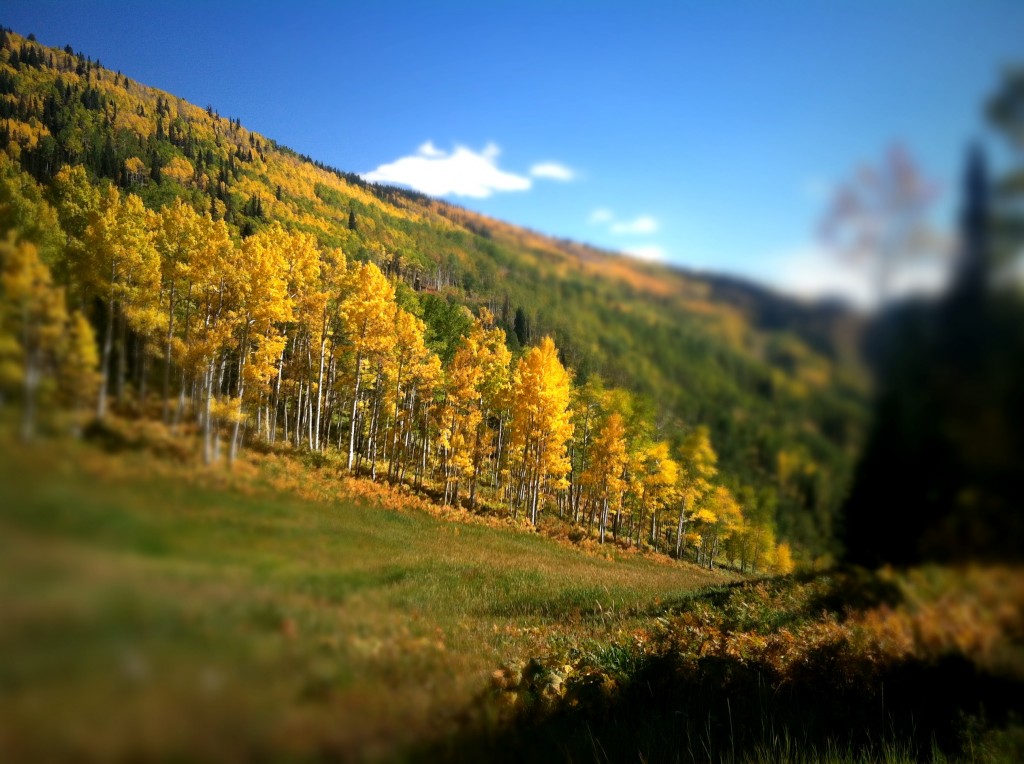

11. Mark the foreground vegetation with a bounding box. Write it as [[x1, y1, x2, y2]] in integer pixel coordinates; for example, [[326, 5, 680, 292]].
[[441, 567, 1024, 763], [2, 434, 1021, 762], [0, 433, 734, 761]]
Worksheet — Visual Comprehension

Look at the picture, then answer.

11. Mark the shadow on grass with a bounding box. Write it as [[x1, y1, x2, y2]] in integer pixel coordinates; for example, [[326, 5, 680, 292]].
[[806, 566, 905, 617], [420, 568, 1021, 763], [426, 644, 1023, 763], [642, 570, 904, 639]]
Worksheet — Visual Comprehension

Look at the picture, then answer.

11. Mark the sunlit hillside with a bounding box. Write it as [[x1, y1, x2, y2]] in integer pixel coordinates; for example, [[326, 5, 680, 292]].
[[0, 27, 866, 559]]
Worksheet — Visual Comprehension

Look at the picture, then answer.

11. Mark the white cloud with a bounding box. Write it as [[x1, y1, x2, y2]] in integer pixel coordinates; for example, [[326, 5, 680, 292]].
[[624, 244, 667, 261], [611, 215, 659, 235], [530, 162, 575, 181], [588, 208, 614, 224], [417, 140, 445, 158], [362, 142, 531, 198]]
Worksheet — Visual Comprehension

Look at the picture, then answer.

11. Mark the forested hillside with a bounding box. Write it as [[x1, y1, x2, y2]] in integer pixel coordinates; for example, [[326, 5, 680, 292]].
[[0, 26, 866, 563]]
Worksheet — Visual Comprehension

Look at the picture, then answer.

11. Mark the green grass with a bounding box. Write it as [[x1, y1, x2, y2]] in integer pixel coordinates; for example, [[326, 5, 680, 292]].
[[0, 438, 728, 761]]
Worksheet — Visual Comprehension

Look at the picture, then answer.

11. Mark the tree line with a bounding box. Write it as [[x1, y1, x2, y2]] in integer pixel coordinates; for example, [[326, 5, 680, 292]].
[[0, 159, 792, 574]]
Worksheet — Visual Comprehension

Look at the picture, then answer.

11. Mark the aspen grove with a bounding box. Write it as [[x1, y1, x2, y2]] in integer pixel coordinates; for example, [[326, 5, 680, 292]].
[[0, 157, 791, 574]]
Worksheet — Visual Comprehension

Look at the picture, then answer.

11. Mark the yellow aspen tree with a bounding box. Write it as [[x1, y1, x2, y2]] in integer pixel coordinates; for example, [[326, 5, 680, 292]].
[[56, 309, 100, 434], [304, 243, 337, 454], [299, 246, 348, 448], [273, 246, 343, 450], [182, 216, 239, 462], [82, 187, 160, 417], [229, 224, 293, 463], [743, 522, 777, 576], [123, 157, 147, 187], [440, 312, 483, 506], [508, 336, 574, 525], [623, 442, 646, 545], [0, 157, 66, 278], [437, 308, 512, 507], [468, 310, 511, 510], [581, 411, 628, 543], [568, 375, 605, 523], [51, 166, 98, 271], [154, 198, 206, 421], [774, 542, 795, 574], [594, 388, 648, 541], [410, 351, 443, 489], [726, 486, 780, 574], [371, 303, 408, 477], [638, 440, 681, 548], [0, 322, 20, 412], [382, 305, 431, 481], [693, 485, 743, 569], [161, 156, 194, 185], [675, 425, 718, 559], [0, 235, 68, 440], [339, 261, 395, 471], [276, 227, 322, 452]]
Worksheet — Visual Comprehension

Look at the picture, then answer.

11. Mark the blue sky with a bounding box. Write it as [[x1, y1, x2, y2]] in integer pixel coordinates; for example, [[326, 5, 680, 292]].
[[4, 2, 1023, 302]]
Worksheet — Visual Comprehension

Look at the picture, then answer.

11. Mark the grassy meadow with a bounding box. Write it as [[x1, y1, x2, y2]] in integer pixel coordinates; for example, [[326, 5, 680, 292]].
[[0, 429, 731, 762], [1, 424, 1021, 763]]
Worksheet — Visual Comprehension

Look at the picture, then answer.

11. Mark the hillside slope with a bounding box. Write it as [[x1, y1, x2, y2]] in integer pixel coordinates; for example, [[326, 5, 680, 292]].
[[0, 26, 865, 556]]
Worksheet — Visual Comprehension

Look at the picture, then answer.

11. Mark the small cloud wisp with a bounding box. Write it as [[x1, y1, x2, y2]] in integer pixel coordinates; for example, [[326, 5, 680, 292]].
[[530, 162, 575, 181], [611, 215, 658, 235]]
